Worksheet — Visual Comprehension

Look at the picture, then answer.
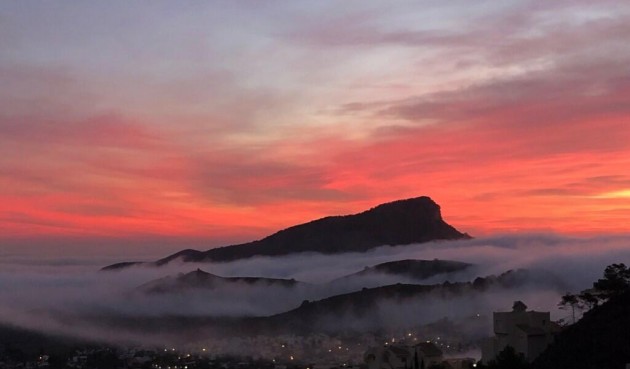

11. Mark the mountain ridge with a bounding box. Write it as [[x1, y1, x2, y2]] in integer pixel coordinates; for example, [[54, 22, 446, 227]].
[[134, 258, 473, 296], [103, 196, 470, 270], [333, 259, 473, 283], [137, 268, 302, 294], [93, 269, 561, 338]]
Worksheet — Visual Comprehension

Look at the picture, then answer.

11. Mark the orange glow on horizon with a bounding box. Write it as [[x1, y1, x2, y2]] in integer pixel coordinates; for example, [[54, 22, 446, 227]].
[[2, 117, 629, 242]]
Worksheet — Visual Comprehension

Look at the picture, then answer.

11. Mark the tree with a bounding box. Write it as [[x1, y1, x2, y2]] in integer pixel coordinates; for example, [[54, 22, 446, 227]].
[[558, 293, 580, 324], [414, 350, 419, 369], [486, 346, 530, 369], [593, 263, 630, 298], [577, 291, 599, 310], [85, 349, 121, 369], [558, 263, 630, 324]]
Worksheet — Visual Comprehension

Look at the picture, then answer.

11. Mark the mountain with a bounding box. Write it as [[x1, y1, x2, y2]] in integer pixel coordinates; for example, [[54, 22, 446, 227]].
[[259, 282, 460, 334], [533, 291, 630, 369], [259, 269, 558, 334], [334, 259, 473, 282], [35, 268, 564, 346], [103, 196, 470, 270], [137, 268, 302, 294]]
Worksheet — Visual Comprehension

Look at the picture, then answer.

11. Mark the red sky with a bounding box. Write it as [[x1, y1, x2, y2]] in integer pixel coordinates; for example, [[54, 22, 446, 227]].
[[1, 1, 630, 255]]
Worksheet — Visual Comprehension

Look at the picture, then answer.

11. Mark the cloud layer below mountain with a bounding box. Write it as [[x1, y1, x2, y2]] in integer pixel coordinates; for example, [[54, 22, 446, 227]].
[[1, 234, 629, 347]]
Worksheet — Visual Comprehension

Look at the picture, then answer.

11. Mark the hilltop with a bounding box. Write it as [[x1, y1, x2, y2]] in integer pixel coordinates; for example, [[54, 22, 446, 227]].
[[334, 259, 473, 283], [137, 268, 302, 294]]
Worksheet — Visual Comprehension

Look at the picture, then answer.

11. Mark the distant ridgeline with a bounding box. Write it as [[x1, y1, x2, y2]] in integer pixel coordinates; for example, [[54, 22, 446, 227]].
[[136, 268, 303, 294], [103, 196, 471, 270], [134, 259, 475, 294]]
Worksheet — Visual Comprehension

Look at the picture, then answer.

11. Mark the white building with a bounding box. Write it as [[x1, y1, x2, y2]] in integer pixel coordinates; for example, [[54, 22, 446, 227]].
[[481, 301, 561, 364]]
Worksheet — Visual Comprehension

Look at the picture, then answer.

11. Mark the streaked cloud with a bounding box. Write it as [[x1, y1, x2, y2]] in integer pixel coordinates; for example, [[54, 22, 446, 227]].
[[592, 189, 630, 199]]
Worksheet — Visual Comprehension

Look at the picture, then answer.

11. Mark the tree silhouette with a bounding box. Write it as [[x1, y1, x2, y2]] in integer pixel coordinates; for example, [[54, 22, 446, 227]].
[[558, 263, 630, 323], [593, 263, 630, 298], [414, 351, 419, 369], [558, 293, 580, 324], [486, 346, 529, 369]]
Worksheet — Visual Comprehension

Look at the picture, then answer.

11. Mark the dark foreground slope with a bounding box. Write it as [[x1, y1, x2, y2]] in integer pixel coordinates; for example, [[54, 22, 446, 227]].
[[0, 323, 94, 357], [533, 291, 630, 369], [104, 196, 470, 270]]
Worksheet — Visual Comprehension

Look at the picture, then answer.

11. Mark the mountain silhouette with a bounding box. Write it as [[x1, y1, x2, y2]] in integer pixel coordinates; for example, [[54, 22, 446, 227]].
[[333, 259, 473, 282], [137, 268, 301, 294], [103, 196, 470, 270], [259, 269, 560, 334]]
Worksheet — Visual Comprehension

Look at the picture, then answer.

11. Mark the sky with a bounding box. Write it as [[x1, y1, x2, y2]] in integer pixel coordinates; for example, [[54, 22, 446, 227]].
[[1, 1, 630, 257]]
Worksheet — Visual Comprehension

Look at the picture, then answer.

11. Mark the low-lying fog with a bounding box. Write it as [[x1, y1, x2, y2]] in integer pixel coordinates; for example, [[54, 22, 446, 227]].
[[1, 234, 629, 347]]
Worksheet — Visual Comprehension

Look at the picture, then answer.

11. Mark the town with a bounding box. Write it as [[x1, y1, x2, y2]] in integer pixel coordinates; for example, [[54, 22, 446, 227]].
[[0, 322, 481, 369]]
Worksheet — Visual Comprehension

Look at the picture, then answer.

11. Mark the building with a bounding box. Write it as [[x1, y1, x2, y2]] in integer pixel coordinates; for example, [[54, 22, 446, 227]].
[[364, 342, 443, 369], [481, 301, 561, 364]]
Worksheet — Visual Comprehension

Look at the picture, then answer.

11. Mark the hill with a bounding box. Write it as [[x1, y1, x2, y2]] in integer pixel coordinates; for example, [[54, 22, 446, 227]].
[[230, 269, 561, 335], [0, 323, 96, 367], [261, 269, 553, 333], [103, 196, 470, 270], [137, 268, 301, 294], [334, 259, 473, 282], [533, 291, 630, 369], [2, 268, 565, 350]]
